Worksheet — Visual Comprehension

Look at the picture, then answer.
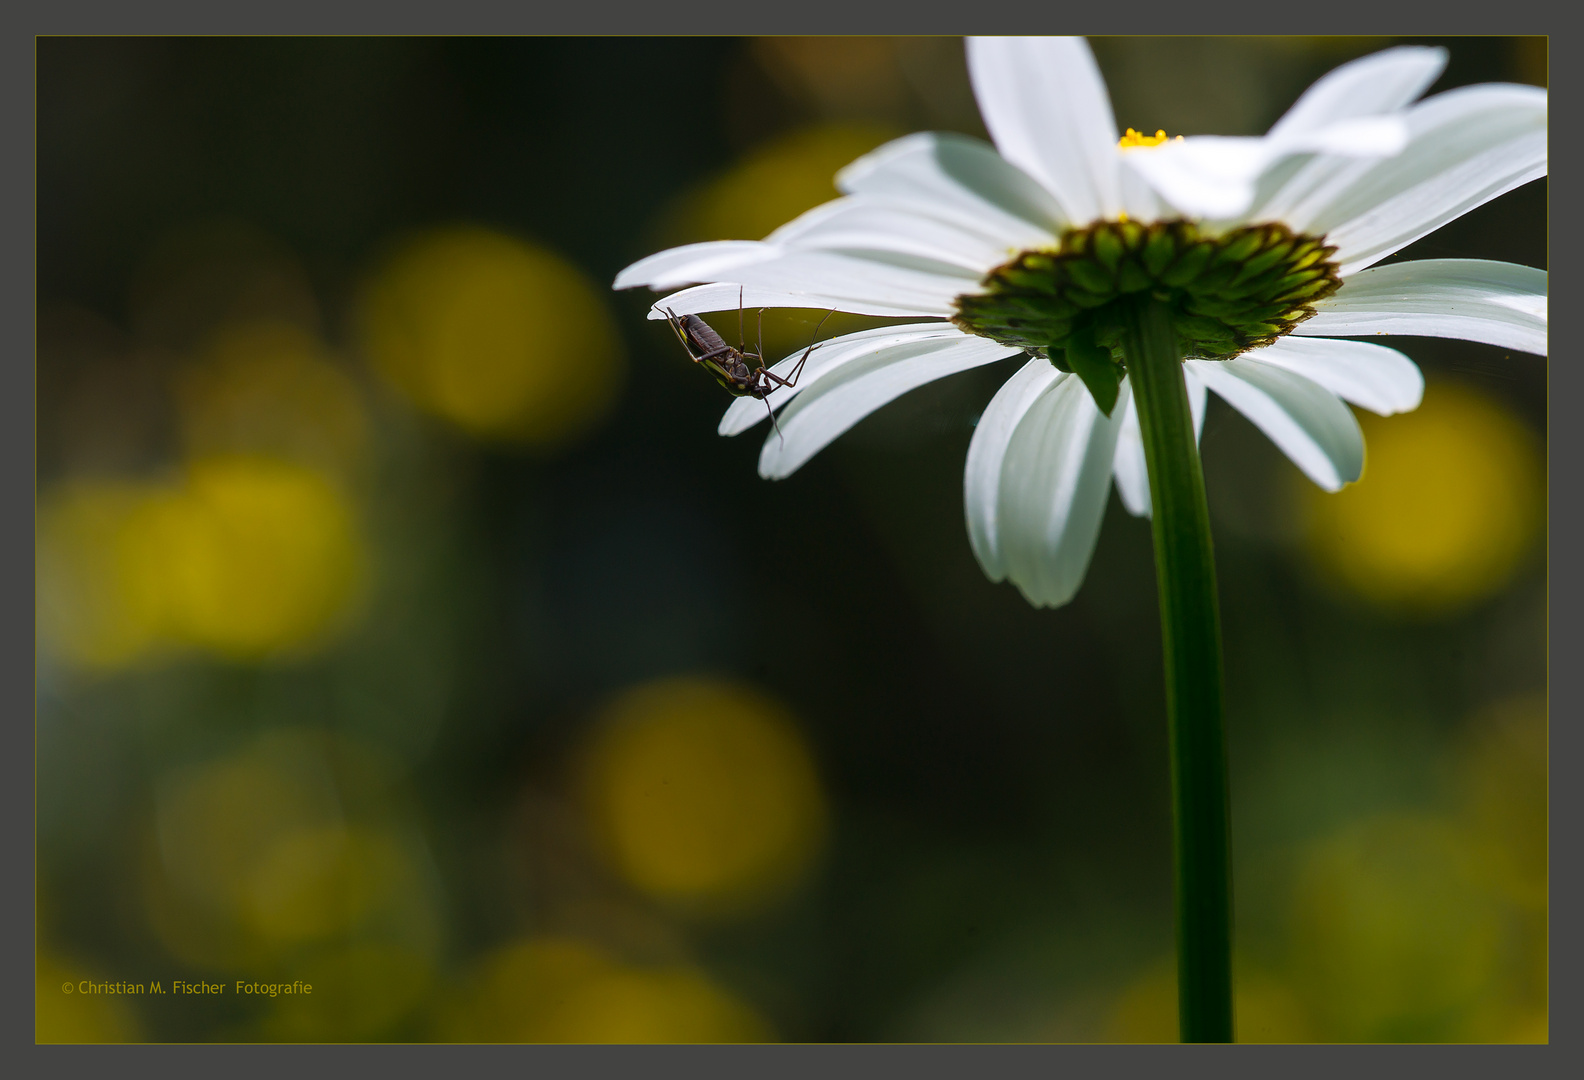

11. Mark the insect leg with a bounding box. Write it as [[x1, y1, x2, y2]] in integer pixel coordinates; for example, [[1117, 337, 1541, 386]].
[[662, 308, 695, 357], [763, 394, 785, 448], [694, 344, 738, 364], [763, 308, 838, 389]]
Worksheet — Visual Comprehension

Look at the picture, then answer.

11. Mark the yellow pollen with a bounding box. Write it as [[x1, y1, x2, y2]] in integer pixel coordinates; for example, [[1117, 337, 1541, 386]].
[[1118, 128, 1182, 149]]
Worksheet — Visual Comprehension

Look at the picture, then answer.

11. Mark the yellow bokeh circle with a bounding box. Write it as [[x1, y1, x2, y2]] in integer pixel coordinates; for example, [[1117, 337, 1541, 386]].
[[581, 677, 827, 915], [37, 456, 366, 668], [439, 936, 770, 1043], [1302, 380, 1542, 615], [162, 455, 366, 659], [357, 226, 623, 446], [37, 481, 173, 669]]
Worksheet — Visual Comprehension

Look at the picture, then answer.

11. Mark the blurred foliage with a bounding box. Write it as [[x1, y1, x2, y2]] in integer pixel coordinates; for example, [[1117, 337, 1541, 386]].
[[35, 36, 1545, 1044]]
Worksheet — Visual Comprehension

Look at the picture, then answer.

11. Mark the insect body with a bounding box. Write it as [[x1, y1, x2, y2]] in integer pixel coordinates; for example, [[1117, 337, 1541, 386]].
[[663, 291, 835, 437], [670, 311, 767, 398]]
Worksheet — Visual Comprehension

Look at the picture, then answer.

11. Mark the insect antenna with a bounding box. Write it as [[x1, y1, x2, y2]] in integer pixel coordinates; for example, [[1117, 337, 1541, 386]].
[[738, 285, 747, 353]]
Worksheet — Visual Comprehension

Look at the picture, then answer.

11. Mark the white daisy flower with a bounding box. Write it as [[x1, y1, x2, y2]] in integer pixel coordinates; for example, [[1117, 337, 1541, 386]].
[[614, 37, 1547, 609]]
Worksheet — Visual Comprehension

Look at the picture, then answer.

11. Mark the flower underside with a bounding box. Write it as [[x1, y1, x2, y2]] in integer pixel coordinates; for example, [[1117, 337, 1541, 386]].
[[952, 219, 1343, 414]]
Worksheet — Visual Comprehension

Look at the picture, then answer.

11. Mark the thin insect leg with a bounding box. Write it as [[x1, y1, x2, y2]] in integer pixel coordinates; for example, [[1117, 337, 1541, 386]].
[[757, 306, 766, 368], [763, 395, 785, 448], [769, 307, 839, 389], [737, 285, 746, 352]]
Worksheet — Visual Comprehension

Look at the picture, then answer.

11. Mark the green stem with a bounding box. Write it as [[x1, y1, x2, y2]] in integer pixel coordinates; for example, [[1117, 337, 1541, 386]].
[[1120, 294, 1234, 1043]]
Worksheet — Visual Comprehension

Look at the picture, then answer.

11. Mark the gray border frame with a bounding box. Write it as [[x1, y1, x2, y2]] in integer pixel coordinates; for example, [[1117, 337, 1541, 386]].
[[17, 6, 1569, 1073]]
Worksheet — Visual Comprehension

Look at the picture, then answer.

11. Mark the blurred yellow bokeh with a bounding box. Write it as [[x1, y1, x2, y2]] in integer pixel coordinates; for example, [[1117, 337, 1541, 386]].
[[37, 455, 367, 669], [1289, 813, 1506, 1041], [357, 226, 623, 446], [36, 951, 142, 1044], [437, 936, 771, 1043], [176, 320, 370, 478], [655, 122, 900, 249], [1103, 958, 1315, 1043], [580, 677, 827, 916], [162, 455, 365, 658], [243, 826, 420, 945], [37, 480, 174, 669], [144, 728, 442, 971], [1301, 380, 1542, 616]]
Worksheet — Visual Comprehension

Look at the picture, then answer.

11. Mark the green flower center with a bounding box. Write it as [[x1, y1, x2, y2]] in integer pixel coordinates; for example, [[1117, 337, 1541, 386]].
[[951, 219, 1342, 414]]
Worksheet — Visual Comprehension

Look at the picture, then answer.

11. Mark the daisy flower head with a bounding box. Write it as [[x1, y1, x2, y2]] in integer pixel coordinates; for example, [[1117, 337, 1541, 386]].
[[615, 37, 1547, 609]]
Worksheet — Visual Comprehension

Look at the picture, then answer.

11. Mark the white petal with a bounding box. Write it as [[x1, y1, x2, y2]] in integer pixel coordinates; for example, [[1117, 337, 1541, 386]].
[[757, 333, 1020, 480], [1251, 47, 1448, 224], [1286, 84, 1547, 270], [1118, 161, 1166, 222], [1247, 336, 1423, 416], [1187, 365, 1209, 442], [965, 36, 1123, 225], [996, 373, 1123, 608], [1331, 134, 1545, 275], [712, 250, 974, 312], [1188, 357, 1363, 491], [765, 195, 1017, 273], [649, 283, 944, 321], [718, 323, 961, 436], [1125, 117, 1408, 222], [1283, 116, 1410, 157], [836, 131, 1065, 246], [1111, 379, 1149, 517], [643, 244, 974, 320], [1297, 258, 1547, 355], [614, 240, 774, 290], [964, 356, 1064, 580], [1111, 367, 1207, 519], [1123, 136, 1270, 220], [1267, 46, 1447, 141]]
